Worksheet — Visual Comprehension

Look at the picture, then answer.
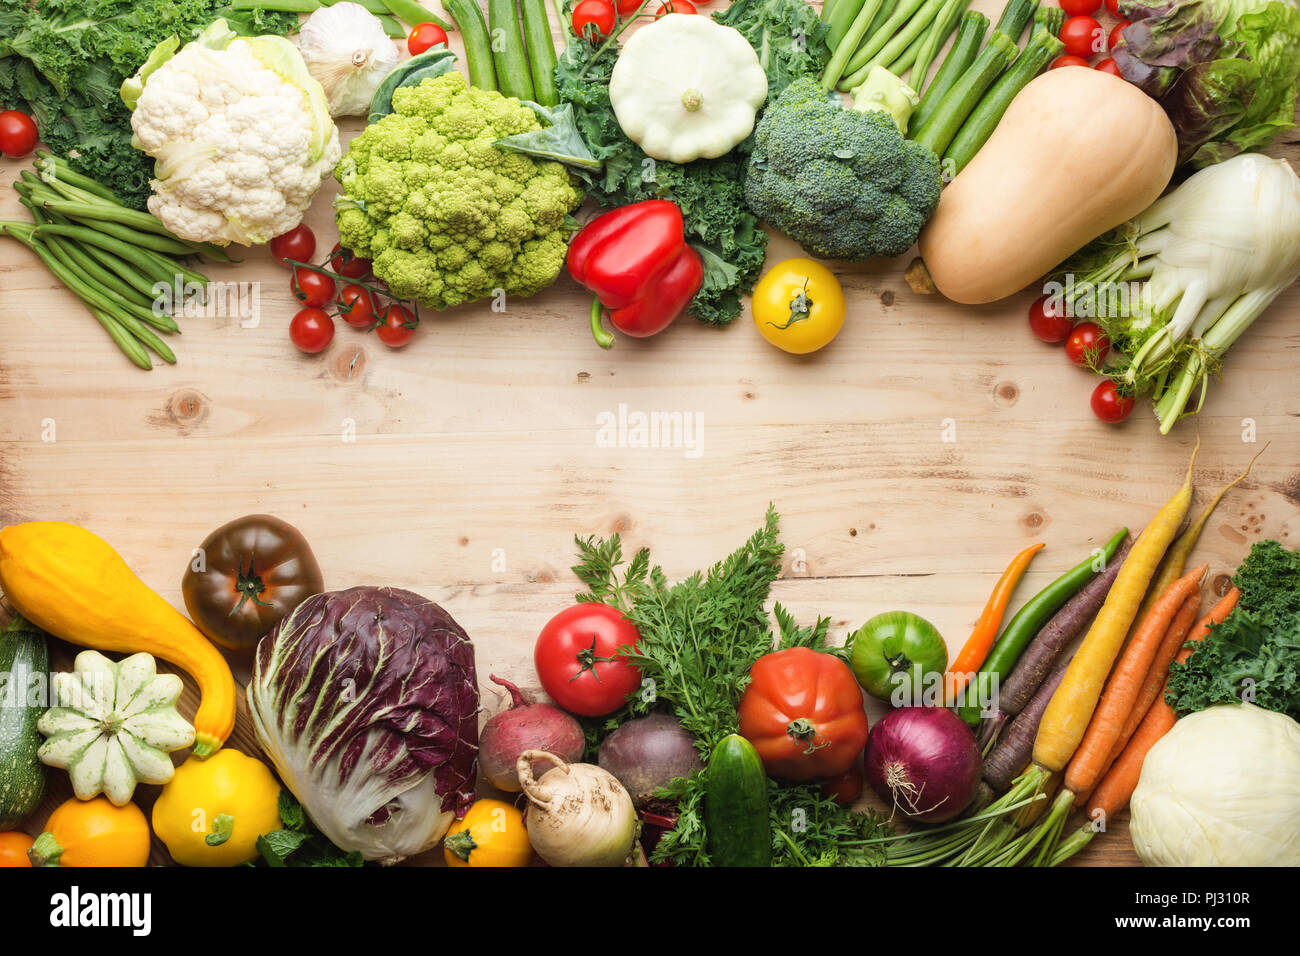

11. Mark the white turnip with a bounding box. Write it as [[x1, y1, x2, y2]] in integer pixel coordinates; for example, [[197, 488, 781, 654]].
[[517, 750, 639, 867]]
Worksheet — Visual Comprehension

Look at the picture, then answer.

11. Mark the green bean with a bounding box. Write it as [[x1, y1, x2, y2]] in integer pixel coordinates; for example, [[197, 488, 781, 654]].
[[839, 0, 928, 81], [42, 237, 180, 348], [230, 0, 320, 11], [87, 306, 154, 370], [33, 151, 125, 205], [49, 210, 199, 256], [78, 243, 167, 302], [36, 198, 183, 241], [910, 0, 969, 92], [820, 0, 885, 89], [824, 0, 866, 51], [324, 0, 391, 14], [33, 224, 183, 287], [379, 0, 454, 30], [42, 231, 156, 312], [136, 246, 208, 289]]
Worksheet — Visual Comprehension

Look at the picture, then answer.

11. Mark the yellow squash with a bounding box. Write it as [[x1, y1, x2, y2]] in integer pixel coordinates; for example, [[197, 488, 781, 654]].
[[153, 750, 283, 867], [443, 798, 533, 868], [0, 521, 236, 756], [28, 796, 151, 867]]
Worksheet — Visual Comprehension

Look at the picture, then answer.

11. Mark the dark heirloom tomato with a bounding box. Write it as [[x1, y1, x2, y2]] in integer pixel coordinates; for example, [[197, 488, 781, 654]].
[[182, 514, 324, 652]]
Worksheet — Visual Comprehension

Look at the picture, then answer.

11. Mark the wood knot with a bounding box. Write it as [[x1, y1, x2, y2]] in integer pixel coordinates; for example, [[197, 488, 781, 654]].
[[165, 389, 207, 426], [330, 346, 366, 381], [880, 290, 895, 307], [994, 381, 1019, 406], [576, 371, 590, 383], [1022, 511, 1047, 530], [1211, 572, 1233, 597]]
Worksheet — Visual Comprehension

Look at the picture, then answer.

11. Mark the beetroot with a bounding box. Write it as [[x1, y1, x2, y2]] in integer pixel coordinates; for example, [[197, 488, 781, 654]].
[[598, 714, 702, 808], [479, 674, 584, 792]]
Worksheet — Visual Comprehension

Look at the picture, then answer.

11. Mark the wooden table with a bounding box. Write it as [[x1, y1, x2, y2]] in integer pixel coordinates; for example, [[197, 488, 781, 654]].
[[2, 2, 1298, 868]]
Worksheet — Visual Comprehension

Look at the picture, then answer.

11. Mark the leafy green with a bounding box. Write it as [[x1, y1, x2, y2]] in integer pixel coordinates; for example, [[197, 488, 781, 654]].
[[712, 0, 833, 100], [0, 0, 298, 209], [1166, 540, 1300, 721], [254, 791, 366, 868], [572, 505, 784, 750], [553, 37, 768, 326]]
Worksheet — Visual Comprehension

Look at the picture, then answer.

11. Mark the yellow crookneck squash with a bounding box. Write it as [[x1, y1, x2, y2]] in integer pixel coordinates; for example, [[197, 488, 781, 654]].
[[153, 750, 283, 866], [28, 796, 151, 867], [0, 521, 236, 757]]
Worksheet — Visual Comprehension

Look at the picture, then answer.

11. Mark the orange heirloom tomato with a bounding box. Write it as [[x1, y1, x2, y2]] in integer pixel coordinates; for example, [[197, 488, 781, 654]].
[[738, 646, 870, 781], [0, 832, 34, 867]]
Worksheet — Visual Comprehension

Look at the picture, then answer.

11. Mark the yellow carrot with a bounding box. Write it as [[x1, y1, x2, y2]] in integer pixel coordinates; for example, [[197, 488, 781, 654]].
[[1032, 438, 1199, 773]]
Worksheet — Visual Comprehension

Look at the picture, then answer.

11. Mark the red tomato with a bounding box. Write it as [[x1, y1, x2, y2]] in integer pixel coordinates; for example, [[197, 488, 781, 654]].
[[1096, 56, 1123, 76], [738, 647, 870, 781], [656, 0, 697, 12], [1065, 322, 1110, 367], [1051, 54, 1091, 69], [0, 111, 39, 158], [408, 22, 449, 55], [1058, 0, 1100, 15], [615, 0, 645, 11], [291, 267, 336, 308], [534, 603, 643, 717], [328, 243, 372, 280], [1108, 19, 1130, 51], [1028, 294, 1073, 343], [289, 307, 335, 354], [1060, 16, 1105, 59], [1105, 0, 1121, 14], [822, 764, 864, 806], [269, 224, 315, 267], [1091, 379, 1135, 423], [376, 303, 418, 347], [572, 0, 616, 38], [338, 284, 378, 328]]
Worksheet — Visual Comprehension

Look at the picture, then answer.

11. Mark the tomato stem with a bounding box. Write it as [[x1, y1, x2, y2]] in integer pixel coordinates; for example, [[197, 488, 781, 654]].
[[569, 635, 619, 681], [229, 553, 273, 616], [786, 717, 830, 754]]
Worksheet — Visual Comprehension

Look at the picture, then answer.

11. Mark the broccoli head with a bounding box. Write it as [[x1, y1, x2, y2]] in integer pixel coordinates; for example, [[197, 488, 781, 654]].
[[334, 71, 583, 309], [744, 77, 941, 263]]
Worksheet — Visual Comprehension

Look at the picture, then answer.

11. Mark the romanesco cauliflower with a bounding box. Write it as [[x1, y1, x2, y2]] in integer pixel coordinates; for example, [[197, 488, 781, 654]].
[[335, 72, 583, 310]]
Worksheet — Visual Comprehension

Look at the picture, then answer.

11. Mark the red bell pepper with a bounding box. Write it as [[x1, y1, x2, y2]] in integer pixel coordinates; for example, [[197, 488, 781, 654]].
[[566, 199, 703, 349]]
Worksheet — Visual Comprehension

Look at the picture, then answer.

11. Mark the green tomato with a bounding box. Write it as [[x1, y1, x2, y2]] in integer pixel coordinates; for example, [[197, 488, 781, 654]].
[[848, 611, 949, 705]]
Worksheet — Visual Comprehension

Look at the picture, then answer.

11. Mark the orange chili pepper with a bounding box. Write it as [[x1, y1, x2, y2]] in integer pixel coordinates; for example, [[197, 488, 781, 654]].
[[946, 542, 1045, 704]]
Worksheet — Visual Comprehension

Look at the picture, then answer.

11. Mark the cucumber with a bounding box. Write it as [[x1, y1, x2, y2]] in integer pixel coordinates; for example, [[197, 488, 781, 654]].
[[0, 614, 48, 828], [704, 734, 772, 867], [487, 0, 535, 101]]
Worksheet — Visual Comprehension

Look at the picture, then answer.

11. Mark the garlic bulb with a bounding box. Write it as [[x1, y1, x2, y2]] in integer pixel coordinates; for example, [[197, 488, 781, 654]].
[[297, 2, 401, 117]]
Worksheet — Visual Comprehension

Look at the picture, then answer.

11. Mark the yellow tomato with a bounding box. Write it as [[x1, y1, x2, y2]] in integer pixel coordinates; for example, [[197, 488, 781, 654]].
[[152, 750, 282, 867], [751, 258, 846, 354], [443, 798, 533, 868]]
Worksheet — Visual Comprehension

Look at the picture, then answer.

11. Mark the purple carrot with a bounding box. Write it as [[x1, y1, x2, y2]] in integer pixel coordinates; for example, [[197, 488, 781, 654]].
[[983, 657, 1072, 792]]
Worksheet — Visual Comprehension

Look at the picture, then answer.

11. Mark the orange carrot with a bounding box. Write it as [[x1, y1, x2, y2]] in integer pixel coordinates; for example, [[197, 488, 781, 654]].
[[1062, 562, 1207, 799], [947, 542, 1044, 702], [1083, 586, 1238, 819], [1073, 590, 1201, 809]]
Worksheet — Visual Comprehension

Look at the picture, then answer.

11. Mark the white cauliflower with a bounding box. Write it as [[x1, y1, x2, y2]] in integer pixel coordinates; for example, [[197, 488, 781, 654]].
[[125, 20, 342, 246]]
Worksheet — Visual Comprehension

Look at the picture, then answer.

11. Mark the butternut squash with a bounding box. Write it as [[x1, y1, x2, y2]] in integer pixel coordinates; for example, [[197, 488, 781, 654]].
[[917, 67, 1177, 305], [0, 522, 235, 757]]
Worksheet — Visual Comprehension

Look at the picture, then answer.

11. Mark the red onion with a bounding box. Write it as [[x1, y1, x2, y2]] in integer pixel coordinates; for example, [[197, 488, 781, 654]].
[[865, 707, 981, 823]]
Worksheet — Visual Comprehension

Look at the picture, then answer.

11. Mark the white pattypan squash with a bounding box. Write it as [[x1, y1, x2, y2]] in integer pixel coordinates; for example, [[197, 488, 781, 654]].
[[38, 650, 196, 806], [609, 14, 768, 164]]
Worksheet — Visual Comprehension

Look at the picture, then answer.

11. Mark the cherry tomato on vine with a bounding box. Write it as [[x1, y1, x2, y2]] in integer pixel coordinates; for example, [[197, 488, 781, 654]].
[[615, 0, 645, 12], [376, 303, 418, 348], [1060, 16, 1105, 59], [327, 242, 372, 280], [1096, 57, 1123, 76], [1108, 20, 1130, 52], [338, 284, 378, 328], [1065, 322, 1110, 367], [572, 0, 615, 38], [1058, 0, 1100, 15], [291, 267, 336, 308], [289, 307, 335, 354], [1105, 0, 1121, 14], [1028, 294, 1073, 344], [656, 0, 697, 12], [1051, 54, 1091, 69], [534, 603, 642, 717], [1091, 379, 1135, 423], [0, 111, 39, 158], [408, 22, 449, 55], [270, 224, 315, 267]]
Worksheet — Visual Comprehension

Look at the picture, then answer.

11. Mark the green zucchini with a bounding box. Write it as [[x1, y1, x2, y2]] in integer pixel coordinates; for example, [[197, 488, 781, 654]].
[[487, 0, 535, 101], [0, 614, 49, 828], [704, 734, 772, 867], [443, 0, 499, 92]]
